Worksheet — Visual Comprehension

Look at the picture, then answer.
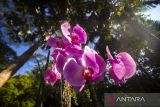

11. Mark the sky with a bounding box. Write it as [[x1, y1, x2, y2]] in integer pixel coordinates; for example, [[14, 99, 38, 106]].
[[4, 4, 160, 75], [14, 48, 49, 75], [142, 5, 160, 21]]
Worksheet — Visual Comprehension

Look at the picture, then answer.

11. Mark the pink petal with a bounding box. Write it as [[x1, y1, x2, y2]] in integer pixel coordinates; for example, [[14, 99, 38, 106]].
[[44, 69, 60, 86], [109, 61, 126, 82], [51, 49, 59, 59], [90, 54, 106, 81], [52, 65, 61, 79], [55, 52, 67, 73], [106, 46, 126, 82], [117, 52, 136, 79], [65, 45, 83, 57], [63, 58, 86, 86], [61, 22, 71, 42], [95, 54, 106, 73], [51, 49, 65, 59], [92, 73, 104, 82], [73, 24, 87, 44], [82, 46, 99, 73], [47, 35, 58, 47], [61, 36, 71, 46], [55, 67, 61, 79]]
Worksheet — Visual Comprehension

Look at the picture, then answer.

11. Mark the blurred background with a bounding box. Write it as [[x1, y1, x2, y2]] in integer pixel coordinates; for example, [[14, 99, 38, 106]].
[[0, 0, 160, 107]]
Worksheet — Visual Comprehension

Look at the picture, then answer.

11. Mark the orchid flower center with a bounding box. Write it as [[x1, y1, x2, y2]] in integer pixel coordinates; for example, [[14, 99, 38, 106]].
[[83, 68, 94, 80], [70, 33, 79, 43], [50, 72, 56, 81]]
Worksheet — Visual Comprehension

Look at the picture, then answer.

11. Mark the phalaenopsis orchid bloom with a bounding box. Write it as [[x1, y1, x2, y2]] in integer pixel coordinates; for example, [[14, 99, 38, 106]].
[[63, 46, 106, 92], [45, 21, 137, 92], [44, 65, 61, 86], [61, 22, 87, 45], [106, 46, 136, 83]]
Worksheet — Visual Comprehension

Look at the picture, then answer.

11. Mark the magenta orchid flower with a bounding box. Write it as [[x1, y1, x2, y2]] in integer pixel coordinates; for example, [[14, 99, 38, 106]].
[[106, 46, 136, 83], [82, 46, 106, 81], [44, 65, 61, 86], [61, 22, 87, 45], [63, 46, 106, 92]]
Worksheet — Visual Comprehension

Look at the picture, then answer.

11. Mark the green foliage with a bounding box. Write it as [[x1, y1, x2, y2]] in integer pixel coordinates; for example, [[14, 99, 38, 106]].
[[71, 89, 78, 106], [0, 75, 36, 107]]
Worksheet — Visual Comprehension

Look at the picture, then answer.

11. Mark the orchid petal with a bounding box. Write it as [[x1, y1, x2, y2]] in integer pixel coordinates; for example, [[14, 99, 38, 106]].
[[65, 45, 83, 65], [44, 68, 61, 86], [63, 58, 86, 86], [82, 46, 99, 73], [62, 36, 71, 45], [117, 52, 136, 79], [61, 22, 71, 41], [110, 61, 126, 82], [47, 35, 58, 47], [65, 45, 83, 57], [56, 71, 61, 80], [95, 54, 106, 73], [56, 52, 67, 73], [73, 24, 87, 44], [52, 65, 61, 79], [90, 54, 106, 81], [51, 49, 65, 59], [51, 49, 59, 59], [92, 73, 104, 81]]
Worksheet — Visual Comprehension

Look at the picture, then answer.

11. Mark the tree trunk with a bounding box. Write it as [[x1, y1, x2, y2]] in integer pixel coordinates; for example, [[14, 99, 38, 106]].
[[61, 80, 71, 107], [0, 38, 43, 87]]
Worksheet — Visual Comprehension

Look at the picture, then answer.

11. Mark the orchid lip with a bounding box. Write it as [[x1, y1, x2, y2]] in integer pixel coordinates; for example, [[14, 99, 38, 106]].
[[83, 67, 94, 81], [71, 36, 79, 43], [69, 33, 79, 43]]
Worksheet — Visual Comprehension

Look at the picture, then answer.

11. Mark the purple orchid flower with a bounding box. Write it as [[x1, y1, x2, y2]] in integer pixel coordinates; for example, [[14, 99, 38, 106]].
[[44, 65, 61, 86], [63, 46, 106, 92], [61, 22, 87, 45], [106, 46, 136, 83]]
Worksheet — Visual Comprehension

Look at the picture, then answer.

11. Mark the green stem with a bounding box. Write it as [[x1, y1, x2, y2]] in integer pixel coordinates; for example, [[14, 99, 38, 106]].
[[35, 50, 50, 107], [88, 84, 100, 107]]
